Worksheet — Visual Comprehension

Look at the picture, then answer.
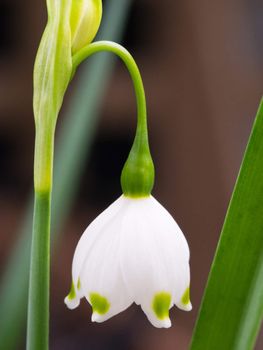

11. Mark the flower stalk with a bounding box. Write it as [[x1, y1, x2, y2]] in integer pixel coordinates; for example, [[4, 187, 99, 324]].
[[65, 43, 191, 328], [26, 191, 51, 350], [27, 1, 102, 349], [72, 41, 155, 197]]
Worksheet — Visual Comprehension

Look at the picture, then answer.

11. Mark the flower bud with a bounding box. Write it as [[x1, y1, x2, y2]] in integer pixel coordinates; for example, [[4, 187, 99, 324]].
[[70, 0, 102, 54]]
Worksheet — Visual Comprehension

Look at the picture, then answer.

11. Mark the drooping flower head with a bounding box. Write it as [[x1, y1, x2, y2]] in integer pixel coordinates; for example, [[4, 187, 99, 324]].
[[64, 6, 191, 327], [65, 195, 191, 328], [65, 110, 191, 328]]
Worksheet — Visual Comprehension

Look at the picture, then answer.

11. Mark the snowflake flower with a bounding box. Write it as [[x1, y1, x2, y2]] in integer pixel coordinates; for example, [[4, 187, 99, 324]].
[[65, 195, 191, 328]]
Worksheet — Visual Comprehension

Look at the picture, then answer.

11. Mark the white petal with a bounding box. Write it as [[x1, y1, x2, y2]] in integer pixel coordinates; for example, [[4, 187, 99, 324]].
[[65, 196, 125, 309], [64, 281, 81, 310], [79, 196, 133, 322], [64, 294, 80, 310], [120, 196, 191, 327], [175, 281, 192, 311], [141, 303, 172, 328], [70, 196, 124, 298], [140, 196, 191, 308]]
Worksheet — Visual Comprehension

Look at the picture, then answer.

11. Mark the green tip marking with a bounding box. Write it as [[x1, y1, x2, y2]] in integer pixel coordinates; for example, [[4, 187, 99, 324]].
[[68, 282, 76, 300], [181, 287, 190, 305], [152, 292, 171, 320], [89, 293, 110, 315], [77, 278, 81, 290]]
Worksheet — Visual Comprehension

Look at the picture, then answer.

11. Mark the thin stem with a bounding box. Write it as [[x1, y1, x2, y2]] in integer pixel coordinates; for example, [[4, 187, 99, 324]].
[[27, 130, 54, 350], [72, 41, 148, 139], [34, 125, 55, 193], [26, 191, 51, 350], [72, 41, 154, 197]]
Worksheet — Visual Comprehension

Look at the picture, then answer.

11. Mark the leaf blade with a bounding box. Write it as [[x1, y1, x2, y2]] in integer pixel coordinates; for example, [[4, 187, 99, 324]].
[[190, 99, 263, 350]]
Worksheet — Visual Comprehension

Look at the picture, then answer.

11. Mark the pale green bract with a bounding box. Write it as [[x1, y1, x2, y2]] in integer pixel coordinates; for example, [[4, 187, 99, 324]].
[[70, 0, 102, 54], [34, 0, 102, 127], [33, 0, 102, 192]]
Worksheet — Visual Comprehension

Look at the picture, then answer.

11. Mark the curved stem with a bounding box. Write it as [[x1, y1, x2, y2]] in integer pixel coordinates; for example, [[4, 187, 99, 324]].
[[72, 41, 148, 139], [72, 41, 154, 197]]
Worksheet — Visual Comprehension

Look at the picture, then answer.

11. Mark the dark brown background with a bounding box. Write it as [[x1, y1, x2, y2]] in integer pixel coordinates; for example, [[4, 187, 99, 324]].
[[0, 0, 262, 349]]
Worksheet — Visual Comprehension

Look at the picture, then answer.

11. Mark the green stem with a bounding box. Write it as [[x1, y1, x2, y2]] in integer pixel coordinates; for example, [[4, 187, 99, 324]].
[[26, 131, 54, 350], [72, 41, 147, 139], [73, 41, 154, 196]]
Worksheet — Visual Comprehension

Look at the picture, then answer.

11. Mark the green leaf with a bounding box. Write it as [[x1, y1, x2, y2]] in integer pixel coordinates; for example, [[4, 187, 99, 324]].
[[190, 99, 263, 350], [0, 1, 133, 349]]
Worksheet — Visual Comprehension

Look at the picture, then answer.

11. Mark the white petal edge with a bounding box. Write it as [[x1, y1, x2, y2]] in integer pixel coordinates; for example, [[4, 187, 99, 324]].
[[65, 196, 125, 309], [78, 196, 134, 322]]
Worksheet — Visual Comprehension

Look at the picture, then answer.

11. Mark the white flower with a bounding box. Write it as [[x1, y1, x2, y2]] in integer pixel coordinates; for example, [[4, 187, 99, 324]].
[[65, 195, 191, 328]]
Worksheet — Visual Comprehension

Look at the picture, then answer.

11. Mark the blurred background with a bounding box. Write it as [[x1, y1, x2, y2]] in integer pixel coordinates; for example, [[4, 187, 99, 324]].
[[0, 0, 263, 349]]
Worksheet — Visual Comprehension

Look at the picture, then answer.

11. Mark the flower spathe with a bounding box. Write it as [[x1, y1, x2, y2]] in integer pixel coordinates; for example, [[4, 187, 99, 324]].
[[70, 0, 102, 54], [65, 195, 191, 328]]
